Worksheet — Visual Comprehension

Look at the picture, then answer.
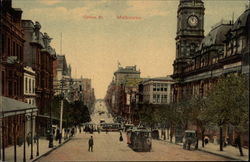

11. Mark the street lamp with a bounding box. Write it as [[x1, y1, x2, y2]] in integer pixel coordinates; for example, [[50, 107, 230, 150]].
[[48, 95, 54, 148]]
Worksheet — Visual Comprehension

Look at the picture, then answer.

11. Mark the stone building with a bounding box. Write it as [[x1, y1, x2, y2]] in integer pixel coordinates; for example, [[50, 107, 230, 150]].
[[22, 20, 57, 135], [141, 76, 174, 105], [104, 79, 116, 114], [24, 66, 36, 105], [105, 65, 141, 123], [171, 0, 249, 146], [82, 78, 95, 109]]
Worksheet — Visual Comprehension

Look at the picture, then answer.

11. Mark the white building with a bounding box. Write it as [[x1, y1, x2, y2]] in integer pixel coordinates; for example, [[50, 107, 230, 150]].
[[142, 76, 174, 104], [23, 66, 36, 136], [24, 66, 36, 105]]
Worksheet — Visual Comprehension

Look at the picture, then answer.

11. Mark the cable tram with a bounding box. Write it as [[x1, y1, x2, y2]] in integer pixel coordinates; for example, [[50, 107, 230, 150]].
[[126, 127, 152, 152]]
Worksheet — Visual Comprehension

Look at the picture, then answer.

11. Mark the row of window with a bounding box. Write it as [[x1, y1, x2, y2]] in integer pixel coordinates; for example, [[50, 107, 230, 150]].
[[153, 83, 168, 92], [24, 77, 35, 94], [1, 34, 23, 61], [225, 37, 246, 57], [1, 70, 23, 97], [153, 94, 168, 103]]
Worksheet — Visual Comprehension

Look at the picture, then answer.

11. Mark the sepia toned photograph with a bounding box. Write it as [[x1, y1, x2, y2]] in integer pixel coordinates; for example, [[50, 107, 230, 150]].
[[0, 0, 249, 161]]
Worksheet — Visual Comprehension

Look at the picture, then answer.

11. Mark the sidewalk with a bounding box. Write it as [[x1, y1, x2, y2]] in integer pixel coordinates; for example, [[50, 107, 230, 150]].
[[4, 133, 71, 162], [158, 134, 249, 161]]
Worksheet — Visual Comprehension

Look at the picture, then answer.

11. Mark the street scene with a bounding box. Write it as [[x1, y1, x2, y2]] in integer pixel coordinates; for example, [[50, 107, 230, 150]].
[[38, 101, 229, 161], [0, 0, 249, 161]]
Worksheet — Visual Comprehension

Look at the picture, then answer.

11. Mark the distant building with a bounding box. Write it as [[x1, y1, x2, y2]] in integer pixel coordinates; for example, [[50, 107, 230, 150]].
[[106, 65, 141, 123], [114, 65, 140, 85], [141, 76, 174, 104], [105, 79, 116, 113], [79, 78, 93, 108]]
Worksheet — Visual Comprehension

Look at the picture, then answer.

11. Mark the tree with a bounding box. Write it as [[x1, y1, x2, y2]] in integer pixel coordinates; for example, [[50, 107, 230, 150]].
[[190, 96, 213, 148], [69, 100, 91, 126], [51, 96, 91, 128], [205, 74, 249, 154]]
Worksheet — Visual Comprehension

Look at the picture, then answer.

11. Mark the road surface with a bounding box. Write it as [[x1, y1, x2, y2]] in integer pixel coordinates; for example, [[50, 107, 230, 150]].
[[38, 101, 230, 161]]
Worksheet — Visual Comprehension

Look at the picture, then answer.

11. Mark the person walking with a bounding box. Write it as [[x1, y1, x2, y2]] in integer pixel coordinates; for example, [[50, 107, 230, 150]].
[[26, 132, 32, 147], [119, 131, 123, 142], [88, 136, 94, 152]]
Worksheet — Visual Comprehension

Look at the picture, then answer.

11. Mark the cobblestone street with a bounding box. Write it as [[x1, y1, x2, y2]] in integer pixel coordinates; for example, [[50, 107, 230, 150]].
[[38, 132, 230, 161]]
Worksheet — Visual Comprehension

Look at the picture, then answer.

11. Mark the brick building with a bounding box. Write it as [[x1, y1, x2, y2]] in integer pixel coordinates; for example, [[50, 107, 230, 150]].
[[0, 1, 38, 161]]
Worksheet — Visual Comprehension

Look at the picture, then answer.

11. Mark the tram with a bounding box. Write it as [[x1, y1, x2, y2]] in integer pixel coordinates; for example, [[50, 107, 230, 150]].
[[126, 127, 152, 152]]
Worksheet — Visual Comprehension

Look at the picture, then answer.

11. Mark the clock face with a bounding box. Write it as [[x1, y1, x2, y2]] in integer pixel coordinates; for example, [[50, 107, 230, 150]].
[[188, 16, 198, 27]]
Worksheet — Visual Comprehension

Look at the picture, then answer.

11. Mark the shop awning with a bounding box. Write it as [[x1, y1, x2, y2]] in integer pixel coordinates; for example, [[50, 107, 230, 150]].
[[0, 96, 38, 118]]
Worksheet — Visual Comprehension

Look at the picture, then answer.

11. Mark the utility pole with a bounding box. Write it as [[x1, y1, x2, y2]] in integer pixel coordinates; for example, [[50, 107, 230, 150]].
[[59, 79, 64, 144], [59, 32, 63, 144]]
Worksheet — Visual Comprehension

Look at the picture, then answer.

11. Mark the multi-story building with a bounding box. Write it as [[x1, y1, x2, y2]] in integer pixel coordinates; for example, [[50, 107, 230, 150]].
[[141, 76, 174, 104], [24, 66, 36, 105], [105, 65, 141, 123], [171, 0, 249, 146], [105, 79, 116, 114], [0, 0, 24, 101], [82, 78, 95, 109], [22, 20, 56, 135], [0, 0, 37, 157]]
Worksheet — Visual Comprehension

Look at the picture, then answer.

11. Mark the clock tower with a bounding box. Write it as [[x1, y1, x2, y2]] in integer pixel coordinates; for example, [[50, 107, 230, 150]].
[[173, 0, 205, 75]]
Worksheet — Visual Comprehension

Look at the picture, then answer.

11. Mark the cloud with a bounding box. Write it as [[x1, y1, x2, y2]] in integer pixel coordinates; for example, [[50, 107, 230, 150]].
[[37, 0, 62, 5]]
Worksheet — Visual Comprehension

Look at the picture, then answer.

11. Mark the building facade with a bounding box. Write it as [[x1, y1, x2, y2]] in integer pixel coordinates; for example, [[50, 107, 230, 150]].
[[22, 20, 57, 135], [105, 65, 141, 123], [0, 0, 24, 101], [53, 54, 71, 96], [0, 0, 25, 148], [24, 66, 36, 105], [141, 76, 174, 104], [171, 0, 249, 146], [82, 78, 95, 109], [0, 2, 38, 160]]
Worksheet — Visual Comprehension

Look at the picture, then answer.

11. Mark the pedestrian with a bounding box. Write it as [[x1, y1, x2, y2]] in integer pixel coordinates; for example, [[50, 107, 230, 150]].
[[67, 128, 70, 137], [119, 132, 123, 142], [71, 128, 75, 137], [204, 136, 209, 145], [88, 136, 94, 152], [55, 128, 60, 141], [234, 135, 244, 156], [223, 137, 228, 147], [26, 132, 32, 147]]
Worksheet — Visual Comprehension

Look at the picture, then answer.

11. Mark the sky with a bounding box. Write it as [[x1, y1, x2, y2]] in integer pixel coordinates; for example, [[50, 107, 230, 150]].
[[13, 0, 248, 99]]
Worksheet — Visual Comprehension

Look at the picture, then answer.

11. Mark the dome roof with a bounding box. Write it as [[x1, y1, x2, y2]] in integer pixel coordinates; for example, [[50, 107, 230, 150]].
[[233, 8, 250, 30], [199, 24, 232, 48]]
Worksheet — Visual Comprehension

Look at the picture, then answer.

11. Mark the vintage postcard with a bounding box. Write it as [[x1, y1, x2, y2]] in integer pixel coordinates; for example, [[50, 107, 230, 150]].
[[0, 0, 249, 161]]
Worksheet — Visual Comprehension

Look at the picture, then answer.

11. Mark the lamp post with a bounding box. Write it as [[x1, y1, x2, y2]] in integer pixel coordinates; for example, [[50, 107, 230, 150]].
[[48, 95, 53, 148], [23, 115, 26, 162], [30, 111, 34, 160]]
